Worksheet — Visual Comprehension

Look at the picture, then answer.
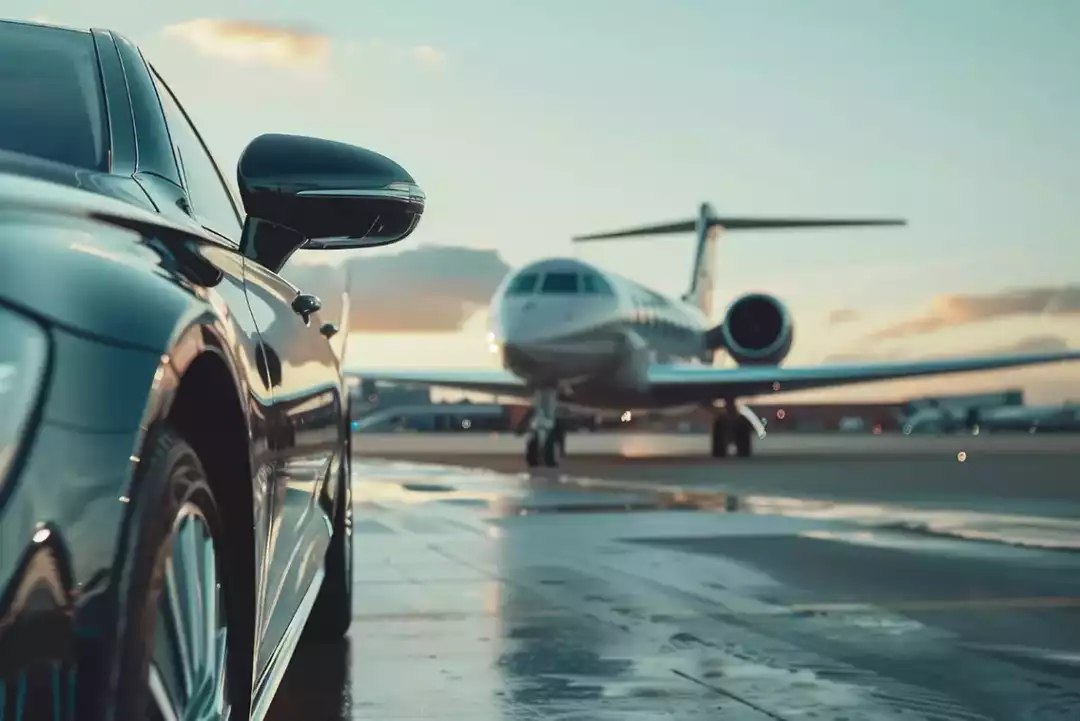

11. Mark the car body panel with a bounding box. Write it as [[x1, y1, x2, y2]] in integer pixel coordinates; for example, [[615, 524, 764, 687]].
[[0, 20, 347, 720], [0, 149, 155, 212], [242, 259, 342, 676]]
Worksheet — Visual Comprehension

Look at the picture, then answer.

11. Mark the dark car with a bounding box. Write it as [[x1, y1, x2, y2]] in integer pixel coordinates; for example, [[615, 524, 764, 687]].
[[0, 19, 425, 721]]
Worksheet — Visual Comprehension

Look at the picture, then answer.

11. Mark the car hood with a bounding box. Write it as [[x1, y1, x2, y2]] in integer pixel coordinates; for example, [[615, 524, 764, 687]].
[[0, 149, 158, 213], [0, 166, 227, 351]]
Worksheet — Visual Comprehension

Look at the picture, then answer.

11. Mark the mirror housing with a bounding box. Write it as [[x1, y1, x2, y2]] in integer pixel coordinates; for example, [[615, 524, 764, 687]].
[[237, 133, 424, 258]]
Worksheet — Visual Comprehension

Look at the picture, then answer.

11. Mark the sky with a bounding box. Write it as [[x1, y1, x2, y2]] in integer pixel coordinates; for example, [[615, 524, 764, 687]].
[[9, 1, 1080, 403]]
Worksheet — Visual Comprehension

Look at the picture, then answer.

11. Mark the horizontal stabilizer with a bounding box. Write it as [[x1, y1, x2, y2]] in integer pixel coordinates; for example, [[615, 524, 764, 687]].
[[573, 216, 906, 241]]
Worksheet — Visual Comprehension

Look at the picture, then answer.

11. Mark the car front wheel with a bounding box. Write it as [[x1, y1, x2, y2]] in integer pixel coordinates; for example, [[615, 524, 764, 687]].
[[110, 427, 238, 721]]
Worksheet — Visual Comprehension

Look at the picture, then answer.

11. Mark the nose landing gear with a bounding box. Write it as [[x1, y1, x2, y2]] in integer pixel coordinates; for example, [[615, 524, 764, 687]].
[[525, 424, 565, 467], [525, 389, 565, 468]]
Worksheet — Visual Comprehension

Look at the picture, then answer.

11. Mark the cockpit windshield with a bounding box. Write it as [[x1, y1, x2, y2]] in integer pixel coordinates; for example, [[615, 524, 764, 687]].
[[540, 272, 579, 293], [508, 270, 613, 295], [582, 273, 614, 295], [506, 273, 539, 295]]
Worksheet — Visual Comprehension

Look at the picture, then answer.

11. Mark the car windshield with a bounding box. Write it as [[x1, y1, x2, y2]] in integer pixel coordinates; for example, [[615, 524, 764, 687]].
[[0, 22, 108, 171]]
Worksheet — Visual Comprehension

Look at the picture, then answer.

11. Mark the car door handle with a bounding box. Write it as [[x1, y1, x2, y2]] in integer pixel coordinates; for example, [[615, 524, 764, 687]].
[[291, 293, 322, 323]]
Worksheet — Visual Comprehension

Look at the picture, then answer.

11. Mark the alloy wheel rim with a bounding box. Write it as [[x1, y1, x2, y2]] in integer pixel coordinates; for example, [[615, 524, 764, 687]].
[[147, 503, 230, 721]]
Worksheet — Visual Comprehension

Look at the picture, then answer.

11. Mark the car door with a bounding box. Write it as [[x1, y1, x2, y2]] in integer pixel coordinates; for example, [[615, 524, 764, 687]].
[[145, 65, 342, 674], [240, 249, 343, 675]]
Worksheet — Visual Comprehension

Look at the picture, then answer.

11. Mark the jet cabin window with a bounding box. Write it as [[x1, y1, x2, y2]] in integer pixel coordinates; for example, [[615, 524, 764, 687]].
[[507, 273, 539, 295], [540, 272, 579, 294]]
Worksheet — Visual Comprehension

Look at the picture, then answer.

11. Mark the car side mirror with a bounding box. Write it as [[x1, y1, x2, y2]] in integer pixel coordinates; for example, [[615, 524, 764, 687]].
[[237, 133, 425, 271]]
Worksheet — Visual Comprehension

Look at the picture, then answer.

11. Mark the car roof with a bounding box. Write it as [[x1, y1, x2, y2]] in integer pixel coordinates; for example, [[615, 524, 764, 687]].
[[0, 18, 92, 35]]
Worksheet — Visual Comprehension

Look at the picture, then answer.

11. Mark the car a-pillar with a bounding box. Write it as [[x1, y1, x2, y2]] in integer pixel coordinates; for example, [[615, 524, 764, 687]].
[[525, 388, 564, 468], [710, 398, 753, 458]]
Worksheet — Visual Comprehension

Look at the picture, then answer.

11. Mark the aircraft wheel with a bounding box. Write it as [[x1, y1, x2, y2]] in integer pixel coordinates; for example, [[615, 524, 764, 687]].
[[734, 417, 753, 457], [525, 435, 540, 467], [542, 433, 561, 468], [710, 419, 728, 458]]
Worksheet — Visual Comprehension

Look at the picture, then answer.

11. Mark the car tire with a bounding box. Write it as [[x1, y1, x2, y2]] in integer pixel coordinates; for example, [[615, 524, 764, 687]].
[[108, 425, 242, 721], [302, 448, 354, 643]]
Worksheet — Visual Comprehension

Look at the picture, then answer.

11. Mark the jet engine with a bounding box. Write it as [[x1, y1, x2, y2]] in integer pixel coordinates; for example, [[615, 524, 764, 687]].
[[707, 293, 794, 366]]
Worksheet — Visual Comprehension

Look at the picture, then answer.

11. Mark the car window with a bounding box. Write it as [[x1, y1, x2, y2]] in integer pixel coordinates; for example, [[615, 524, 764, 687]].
[[149, 69, 242, 239], [0, 22, 107, 171]]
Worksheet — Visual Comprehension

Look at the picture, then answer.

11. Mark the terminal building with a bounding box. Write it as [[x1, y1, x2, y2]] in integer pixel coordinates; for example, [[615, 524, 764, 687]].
[[348, 375, 1028, 434], [903, 389, 1024, 415]]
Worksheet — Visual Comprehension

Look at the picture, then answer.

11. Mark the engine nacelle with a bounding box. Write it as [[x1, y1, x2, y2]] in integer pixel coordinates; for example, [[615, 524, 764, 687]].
[[709, 293, 794, 366]]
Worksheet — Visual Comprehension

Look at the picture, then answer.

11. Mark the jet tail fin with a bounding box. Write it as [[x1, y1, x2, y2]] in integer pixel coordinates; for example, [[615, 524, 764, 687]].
[[573, 209, 906, 317]]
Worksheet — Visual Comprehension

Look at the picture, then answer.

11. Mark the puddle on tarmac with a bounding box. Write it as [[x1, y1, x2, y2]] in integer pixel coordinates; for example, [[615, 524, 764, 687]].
[[355, 460, 1080, 552]]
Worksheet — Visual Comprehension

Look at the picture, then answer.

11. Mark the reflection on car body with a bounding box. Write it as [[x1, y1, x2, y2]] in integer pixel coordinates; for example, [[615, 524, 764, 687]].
[[0, 18, 424, 721]]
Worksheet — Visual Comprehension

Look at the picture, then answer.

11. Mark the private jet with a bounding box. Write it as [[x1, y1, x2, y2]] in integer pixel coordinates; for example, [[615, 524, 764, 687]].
[[354, 203, 1080, 467]]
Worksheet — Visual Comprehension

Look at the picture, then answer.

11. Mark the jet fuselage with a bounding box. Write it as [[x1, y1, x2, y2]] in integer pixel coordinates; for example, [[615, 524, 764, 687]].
[[489, 257, 715, 410]]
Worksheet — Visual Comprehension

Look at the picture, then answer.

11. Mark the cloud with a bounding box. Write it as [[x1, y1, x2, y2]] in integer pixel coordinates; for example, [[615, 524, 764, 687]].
[[358, 39, 449, 69], [996, 334, 1074, 354], [280, 245, 510, 334], [823, 334, 1073, 364], [164, 22, 449, 73], [828, 308, 861, 325], [162, 19, 331, 70], [868, 284, 1080, 341], [411, 44, 448, 67]]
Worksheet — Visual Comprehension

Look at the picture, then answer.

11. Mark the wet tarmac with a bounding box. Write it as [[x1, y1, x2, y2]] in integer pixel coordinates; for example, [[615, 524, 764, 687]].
[[355, 431, 1080, 518], [267, 435, 1080, 720]]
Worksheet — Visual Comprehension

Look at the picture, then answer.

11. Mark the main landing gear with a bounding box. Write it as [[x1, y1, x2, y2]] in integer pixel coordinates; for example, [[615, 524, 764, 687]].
[[525, 389, 566, 468], [711, 399, 754, 458]]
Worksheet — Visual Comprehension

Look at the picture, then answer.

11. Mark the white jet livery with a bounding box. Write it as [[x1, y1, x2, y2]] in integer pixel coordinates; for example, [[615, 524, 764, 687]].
[[354, 203, 1080, 467]]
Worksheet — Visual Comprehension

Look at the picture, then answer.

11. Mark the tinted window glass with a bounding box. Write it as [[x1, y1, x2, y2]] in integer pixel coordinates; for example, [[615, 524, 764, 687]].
[[0, 23, 107, 171], [507, 273, 539, 295], [582, 273, 613, 295], [541, 272, 579, 293], [150, 70, 242, 239]]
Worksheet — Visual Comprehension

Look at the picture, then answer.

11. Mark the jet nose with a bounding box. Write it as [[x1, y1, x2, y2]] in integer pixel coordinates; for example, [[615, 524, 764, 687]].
[[493, 293, 623, 385], [500, 318, 547, 349], [494, 298, 544, 344], [493, 299, 561, 378]]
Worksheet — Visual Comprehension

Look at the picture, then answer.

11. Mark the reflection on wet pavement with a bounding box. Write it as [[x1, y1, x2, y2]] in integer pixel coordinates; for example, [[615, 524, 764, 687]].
[[266, 459, 1080, 720]]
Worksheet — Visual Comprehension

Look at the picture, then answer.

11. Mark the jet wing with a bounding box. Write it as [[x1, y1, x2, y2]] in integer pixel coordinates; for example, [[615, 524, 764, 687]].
[[351, 350, 1079, 405], [349, 368, 529, 398], [646, 350, 1080, 402]]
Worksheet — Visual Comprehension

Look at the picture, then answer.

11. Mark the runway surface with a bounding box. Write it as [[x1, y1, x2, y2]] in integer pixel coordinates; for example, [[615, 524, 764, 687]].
[[354, 431, 1080, 518], [267, 433, 1080, 720]]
